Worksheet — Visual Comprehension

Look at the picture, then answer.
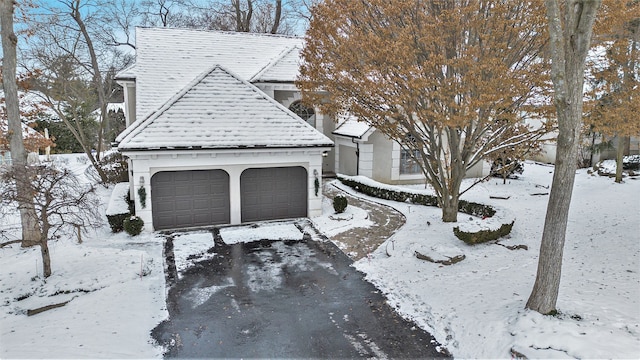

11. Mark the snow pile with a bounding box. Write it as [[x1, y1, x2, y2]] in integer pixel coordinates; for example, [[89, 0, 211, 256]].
[[171, 231, 216, 277], [219, 222, 303, 244]]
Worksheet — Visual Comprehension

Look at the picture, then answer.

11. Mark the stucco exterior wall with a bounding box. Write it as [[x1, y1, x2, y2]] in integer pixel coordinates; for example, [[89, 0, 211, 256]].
[[123, 148, 328, 231], [371, 131, 394, 183]]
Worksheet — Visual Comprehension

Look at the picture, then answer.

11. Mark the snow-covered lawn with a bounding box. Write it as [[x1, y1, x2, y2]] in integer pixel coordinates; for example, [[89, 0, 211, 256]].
[[314, 162, 640, 359], [0, 154, 167, 359], [1, 154, 638, 359]]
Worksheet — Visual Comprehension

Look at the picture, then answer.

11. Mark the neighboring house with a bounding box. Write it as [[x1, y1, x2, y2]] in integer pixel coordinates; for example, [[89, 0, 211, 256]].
[[115, 28, 333, 231], [1, 90, 53, 165], [0, 120, 46, 165], [524, 117, 640, 165], [333, 116, 489, 184]]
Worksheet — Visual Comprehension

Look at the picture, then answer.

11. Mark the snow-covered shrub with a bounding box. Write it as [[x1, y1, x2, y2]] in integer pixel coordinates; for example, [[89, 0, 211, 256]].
[[98, 152, 129, 184], [333, 194, 348, 213], [123, 215, 144, 236], [453, 222, 514, 245], [338, 175, 495, 217], [107, 213, 128, 233], [337, 175, 513, 243], [106, 183, 131, 233], [490, 158, 524, 181], [338, 176, 439, 207], [623, 155, 640, 171]]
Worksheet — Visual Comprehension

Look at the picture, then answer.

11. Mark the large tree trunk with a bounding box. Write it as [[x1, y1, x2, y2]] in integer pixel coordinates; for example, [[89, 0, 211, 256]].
[[1, 0, 41, 247], [270, 0, 282, 34], [526, 0, 601, 315], [614, 136, 626, 183]]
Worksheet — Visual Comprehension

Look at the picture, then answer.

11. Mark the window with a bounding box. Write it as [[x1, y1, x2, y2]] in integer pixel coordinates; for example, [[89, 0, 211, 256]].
[[400, 148, 422, 175], [289, 101, 315, 126]]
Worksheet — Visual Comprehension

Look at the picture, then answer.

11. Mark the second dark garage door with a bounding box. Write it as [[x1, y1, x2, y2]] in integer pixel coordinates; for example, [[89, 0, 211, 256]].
[[241, 167, 308, 222], [151, 170, 230, 230]]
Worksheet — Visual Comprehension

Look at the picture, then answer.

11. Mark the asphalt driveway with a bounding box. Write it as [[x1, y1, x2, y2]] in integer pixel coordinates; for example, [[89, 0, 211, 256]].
[[152, 231, 449, 358]]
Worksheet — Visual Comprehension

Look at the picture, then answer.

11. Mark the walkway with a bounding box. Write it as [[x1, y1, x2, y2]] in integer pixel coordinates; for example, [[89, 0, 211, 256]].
[[322, 180, 406, 260]]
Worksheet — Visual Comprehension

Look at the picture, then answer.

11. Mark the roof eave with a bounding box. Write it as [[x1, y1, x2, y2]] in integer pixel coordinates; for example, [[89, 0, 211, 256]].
[[118, 143, 334, 152]]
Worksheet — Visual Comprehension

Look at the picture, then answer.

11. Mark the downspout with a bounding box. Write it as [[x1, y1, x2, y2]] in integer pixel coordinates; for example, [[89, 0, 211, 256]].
[[352, 137, 360, 175]]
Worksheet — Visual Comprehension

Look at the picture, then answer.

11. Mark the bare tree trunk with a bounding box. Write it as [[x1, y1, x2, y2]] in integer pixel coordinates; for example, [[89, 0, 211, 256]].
[[270, 0, 282, 34], [233, 0, 253, 32], [615, 136, 626, 183], [526, 0, 601, 315], [0, 0, 41, 247], [40, 236, 52, 278], [70, 0, 109, 163]]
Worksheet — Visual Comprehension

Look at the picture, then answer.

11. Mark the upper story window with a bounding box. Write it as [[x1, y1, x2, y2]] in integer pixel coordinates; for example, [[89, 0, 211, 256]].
[[289, 101, 315, 126], [400, 148, 422, 175]]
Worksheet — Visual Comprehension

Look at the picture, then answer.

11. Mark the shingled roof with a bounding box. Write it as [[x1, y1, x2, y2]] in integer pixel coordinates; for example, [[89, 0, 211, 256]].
[[131, 28, 303, 120], [116, 65, 333, 151]]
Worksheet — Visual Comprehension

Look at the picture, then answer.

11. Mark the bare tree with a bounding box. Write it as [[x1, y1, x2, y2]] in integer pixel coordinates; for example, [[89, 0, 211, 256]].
[[0, 164, 102, 278], [526, 0, 602, 315], [25, 0, 133, 183], [1, 0, 41, 247]]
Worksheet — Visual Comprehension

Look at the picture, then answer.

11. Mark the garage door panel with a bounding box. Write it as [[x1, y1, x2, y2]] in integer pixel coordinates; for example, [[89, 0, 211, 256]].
[[151, 170, 230, 230], [241, 167, 307, 222]]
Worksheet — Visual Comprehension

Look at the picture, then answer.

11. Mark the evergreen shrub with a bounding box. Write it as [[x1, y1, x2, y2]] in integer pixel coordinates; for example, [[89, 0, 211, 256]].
[[123, 215, 144, 236], [333, 194, 348, 213]]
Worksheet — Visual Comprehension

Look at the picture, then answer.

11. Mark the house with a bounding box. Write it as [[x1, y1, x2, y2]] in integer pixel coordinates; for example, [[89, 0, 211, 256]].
[[332, 116, 489, 184], [0, 120, 47, 165], [115, 28, 490, 231], [1, 90, 53, 165], [115, 28, 333, 231]]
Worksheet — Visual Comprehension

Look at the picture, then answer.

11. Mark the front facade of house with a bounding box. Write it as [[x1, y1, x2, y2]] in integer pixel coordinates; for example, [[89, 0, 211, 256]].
[[115, 29, 337, 231], [116, 28, 490, 231]]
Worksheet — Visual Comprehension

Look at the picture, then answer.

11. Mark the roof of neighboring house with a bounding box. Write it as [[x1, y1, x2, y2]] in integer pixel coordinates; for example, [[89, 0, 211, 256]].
[[1, 90, 59, 120], [131, 27, 303, 120], [116, 64, 136, 81], [333, 114, 375, 139], [0, 120, 42, 138], [116, 65, 333, 151]]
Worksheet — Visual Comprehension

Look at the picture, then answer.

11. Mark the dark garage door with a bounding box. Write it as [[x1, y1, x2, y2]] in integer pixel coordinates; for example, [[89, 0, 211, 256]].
[[151, 170, 230, 230], [241, 167, 308, 222]]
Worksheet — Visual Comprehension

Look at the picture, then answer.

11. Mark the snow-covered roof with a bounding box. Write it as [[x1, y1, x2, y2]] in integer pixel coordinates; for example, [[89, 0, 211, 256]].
[[116, 65, 333, 151], [0, 119, 43, 140], [115, 63, 136, 81], [333, 114, 374, 139], [250, 46, 302, 83], [134, 28, 303, 120], [0, 90, 59, 120]]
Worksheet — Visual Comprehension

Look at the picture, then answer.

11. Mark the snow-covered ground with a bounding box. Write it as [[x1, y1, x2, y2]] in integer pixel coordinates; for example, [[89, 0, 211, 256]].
[[316, 163, 640, 359], [0, 154, 167, 359], [1, 154, 638, 358]]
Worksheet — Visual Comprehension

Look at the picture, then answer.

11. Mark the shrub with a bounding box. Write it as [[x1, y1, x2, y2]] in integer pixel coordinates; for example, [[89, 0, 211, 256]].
[[333, 195, 348, 213], [98, 152, 129, 185], [107, 213, 128, 233], [490, 158, 524, 180], [337, 175, 513, 244], [623, 155, 640, 171], [106, 183, 131, 233], [453, 221, 514, 245], [123, 215, 144, 236]]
